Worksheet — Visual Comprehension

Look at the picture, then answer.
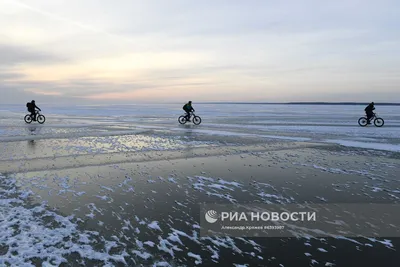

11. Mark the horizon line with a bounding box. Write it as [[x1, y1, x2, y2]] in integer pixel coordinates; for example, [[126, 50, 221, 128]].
[[2, 101, 400, 106]]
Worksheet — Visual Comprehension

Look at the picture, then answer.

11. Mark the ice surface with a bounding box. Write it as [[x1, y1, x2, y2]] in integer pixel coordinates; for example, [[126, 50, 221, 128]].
[[1, 103, 399, 152], [1, 103, 399, 266], [323, 140, 400, 152]]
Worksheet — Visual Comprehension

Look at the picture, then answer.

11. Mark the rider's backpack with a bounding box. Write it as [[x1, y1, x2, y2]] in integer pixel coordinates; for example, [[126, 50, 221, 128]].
[[26, 102, 32, 111]]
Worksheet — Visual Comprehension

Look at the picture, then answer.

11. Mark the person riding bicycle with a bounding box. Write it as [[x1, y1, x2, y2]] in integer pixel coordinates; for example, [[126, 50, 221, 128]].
[[183, 101, 194, 121], [27, 100, 41, 121], [364, 102, 375, 124]]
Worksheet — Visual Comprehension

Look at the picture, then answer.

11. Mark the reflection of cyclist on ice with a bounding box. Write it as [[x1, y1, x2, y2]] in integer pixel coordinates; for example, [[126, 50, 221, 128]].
[[183, 101, 194, 122]]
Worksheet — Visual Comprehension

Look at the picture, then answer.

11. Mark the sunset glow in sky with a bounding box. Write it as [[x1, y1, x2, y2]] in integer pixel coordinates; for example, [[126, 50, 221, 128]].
[[1, 0, 399, 104]]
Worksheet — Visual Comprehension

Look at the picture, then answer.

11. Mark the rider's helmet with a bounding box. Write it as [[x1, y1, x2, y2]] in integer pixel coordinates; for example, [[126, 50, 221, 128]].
[[371, 102, 374, 105], [31, 100, 35, 103], [188, 101, 192, 104]]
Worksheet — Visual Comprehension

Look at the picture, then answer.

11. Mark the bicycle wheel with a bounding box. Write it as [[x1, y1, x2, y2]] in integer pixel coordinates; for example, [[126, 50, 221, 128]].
[[193, 116, 202, 125], [358, 117, 368, 127], [24, 114, 32, 124], [178, 115, 187, 124], [37, 115, 46, 124], [374, 117, 384, 127]]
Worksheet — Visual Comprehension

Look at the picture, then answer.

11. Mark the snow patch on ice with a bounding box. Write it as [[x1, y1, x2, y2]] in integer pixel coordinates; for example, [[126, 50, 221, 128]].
[[0, 174, 128, 266], [148, 221, 162, 232], [187, 252, 202, 265]]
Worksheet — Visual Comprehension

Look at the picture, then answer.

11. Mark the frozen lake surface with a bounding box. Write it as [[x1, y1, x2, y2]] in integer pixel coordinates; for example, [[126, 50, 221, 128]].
[[0, 103, 399, 266], [1, 103, 399, 152]]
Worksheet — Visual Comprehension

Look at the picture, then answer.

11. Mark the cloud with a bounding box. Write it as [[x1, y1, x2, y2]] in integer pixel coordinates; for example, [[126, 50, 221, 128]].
[[0, 71, 26, 80], [0, 83, 83, 105], [24, 89, 62, 96], [0, 43, 67, 67]]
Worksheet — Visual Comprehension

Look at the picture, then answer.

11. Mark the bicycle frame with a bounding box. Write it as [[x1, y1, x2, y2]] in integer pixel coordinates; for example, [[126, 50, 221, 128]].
[[29, 110, 40, 117], [183, 111, 195, 117]]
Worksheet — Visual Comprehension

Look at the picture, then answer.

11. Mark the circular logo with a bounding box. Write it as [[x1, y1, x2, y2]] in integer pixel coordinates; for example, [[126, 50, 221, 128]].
[[205, 210, 218, 223]]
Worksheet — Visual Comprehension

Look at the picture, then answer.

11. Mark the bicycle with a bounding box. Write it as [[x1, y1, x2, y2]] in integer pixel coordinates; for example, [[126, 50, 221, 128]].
[[178, 112, 202, 125], [24, 111, 46, 124], [358, 113, 384, 127]]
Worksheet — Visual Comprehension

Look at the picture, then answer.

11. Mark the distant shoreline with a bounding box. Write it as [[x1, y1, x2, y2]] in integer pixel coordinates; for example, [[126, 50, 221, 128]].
[[196, 102, 400, 106]]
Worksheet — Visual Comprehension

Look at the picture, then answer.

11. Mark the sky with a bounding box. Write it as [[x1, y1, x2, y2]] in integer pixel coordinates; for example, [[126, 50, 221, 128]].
[[0, 0, 399, 104]]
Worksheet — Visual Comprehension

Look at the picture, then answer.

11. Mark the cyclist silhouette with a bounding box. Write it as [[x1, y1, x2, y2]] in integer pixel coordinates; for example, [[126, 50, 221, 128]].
[[27, 100, 41, 121], [364, 102, 375, 124], [182, 101, 194, 121]]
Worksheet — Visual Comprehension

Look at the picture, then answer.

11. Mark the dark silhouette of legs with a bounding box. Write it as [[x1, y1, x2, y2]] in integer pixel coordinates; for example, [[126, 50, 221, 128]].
[[366, 112, 373, 124], [30, 110, 36, 121], [185, 111, 191, 121]]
